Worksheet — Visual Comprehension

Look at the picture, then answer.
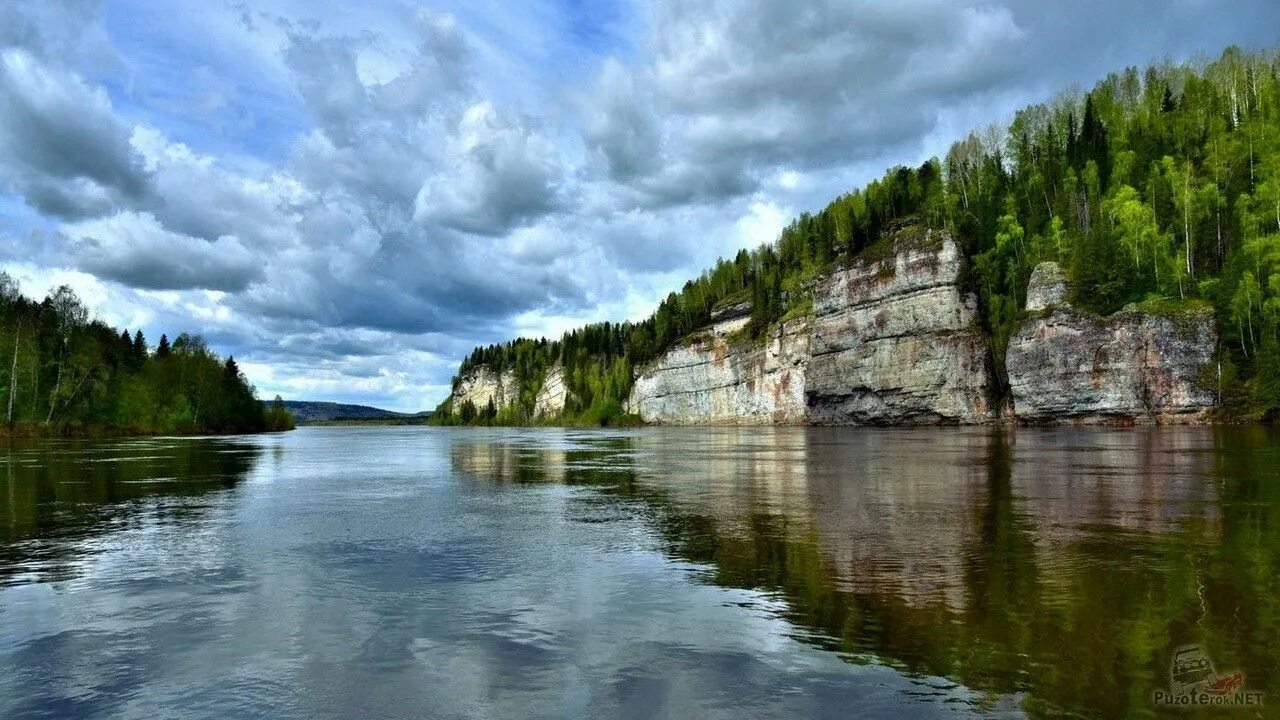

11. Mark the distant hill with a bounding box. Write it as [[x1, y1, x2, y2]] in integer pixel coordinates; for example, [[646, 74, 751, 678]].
[[273, 401, 429, 424]]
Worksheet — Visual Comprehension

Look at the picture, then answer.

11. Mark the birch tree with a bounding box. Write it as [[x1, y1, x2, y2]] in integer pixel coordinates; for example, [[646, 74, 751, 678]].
[[44, 285, 88, 424]]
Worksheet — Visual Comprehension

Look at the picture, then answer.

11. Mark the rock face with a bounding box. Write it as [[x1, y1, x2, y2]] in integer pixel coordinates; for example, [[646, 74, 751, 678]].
[[1006, 262, 1217, 423], [1024, 262, 1069, 311], [451, 367, 518, 413], [628, 230, 994, 425], [627, 306, 810, 425], [446, 239, 1220, 426], [534, 363, 568, 418], [805, 232, 993, 424], [448, 363, 567, 418]]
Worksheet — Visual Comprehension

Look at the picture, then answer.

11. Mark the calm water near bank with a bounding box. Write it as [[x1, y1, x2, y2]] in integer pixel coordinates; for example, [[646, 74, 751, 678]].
[[1, 426, 1277, 718]]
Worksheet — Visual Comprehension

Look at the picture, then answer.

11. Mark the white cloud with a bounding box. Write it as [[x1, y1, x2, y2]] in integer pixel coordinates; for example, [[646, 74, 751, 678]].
[[66, 211, 261, 291], [414, 101, 563, 235], [734, 200, 789, 253]]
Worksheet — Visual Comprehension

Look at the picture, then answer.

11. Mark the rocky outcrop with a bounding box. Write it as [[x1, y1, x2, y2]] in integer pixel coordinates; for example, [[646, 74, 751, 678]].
[[451, 367, 518, 413], [446, 238, 1220, 426], [1006, 262, 1217, 423], [447, 363, 567, 418], [1024, 262, 1069, 312], [805, 231, 993, 424], [627, 230, 995, 425], [534, 363, 568, 418], [627, 306, 810, 425]]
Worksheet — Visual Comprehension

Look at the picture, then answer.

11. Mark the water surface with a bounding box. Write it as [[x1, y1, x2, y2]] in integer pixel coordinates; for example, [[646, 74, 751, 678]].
[[1, 426, 1277, 718]]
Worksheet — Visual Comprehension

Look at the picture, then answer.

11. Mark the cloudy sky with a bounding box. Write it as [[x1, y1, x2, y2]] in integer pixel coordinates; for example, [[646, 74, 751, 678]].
[[1, 1, 1276, 411]]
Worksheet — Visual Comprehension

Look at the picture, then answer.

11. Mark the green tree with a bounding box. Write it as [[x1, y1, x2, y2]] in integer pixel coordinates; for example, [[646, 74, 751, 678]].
[[44, 285, 88, 425], [132, 330, 147, 362]]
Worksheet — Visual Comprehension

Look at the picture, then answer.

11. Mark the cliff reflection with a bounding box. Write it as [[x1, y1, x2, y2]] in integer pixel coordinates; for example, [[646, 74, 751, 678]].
[[1, 437, 262, 586], [450, 426, 1279, 718]]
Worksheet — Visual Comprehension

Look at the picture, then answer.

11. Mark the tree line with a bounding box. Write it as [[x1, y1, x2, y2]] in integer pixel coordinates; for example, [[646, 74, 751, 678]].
[[0, 273, 294, 435], [439, 46, 1280, 424]]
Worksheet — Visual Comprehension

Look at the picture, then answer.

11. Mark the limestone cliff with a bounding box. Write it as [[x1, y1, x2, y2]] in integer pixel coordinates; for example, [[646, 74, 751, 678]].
[[448, 362, 567, 419], [444, 237, 1220, 426], [805, 231, 992, 424], [627, 230, 994, 425], [451, 366, 519, 413], [1005, 262, 1217, 423], [626, 305, 810, 425], [534, 363, 569, 418]]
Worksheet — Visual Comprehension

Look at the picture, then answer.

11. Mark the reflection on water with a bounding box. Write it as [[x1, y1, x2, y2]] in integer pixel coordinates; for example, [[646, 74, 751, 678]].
[[1, 426, 1277, 719], [450, 426, 1280, 719], [1, 437, 262, 587]]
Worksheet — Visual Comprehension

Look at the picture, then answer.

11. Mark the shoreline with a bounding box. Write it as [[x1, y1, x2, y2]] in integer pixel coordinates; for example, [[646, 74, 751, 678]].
[[425, 415, 1271, 429], [0, 425, 296, 440]]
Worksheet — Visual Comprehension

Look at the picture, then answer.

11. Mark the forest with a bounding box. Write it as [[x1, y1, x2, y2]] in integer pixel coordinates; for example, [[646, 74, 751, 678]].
[[437, 46, 1280, 425], [0, 273, 294, 435]]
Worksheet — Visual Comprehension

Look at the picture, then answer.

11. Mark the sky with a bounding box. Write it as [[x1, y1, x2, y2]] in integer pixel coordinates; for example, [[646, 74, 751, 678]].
[[1, 1, 1277, 412]]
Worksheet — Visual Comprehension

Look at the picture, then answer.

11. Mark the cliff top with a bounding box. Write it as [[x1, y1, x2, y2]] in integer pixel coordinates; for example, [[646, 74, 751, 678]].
[[848, 222, 946, 271]]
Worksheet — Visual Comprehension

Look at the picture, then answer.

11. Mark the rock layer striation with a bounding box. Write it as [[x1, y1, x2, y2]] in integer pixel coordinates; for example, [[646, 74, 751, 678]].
[[1006, 262, 1216, 423], [445, 237, 1219, 426], [628, 230, 994, 425]]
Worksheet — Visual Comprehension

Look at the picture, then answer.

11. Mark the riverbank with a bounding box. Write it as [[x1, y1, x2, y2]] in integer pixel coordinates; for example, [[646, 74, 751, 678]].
[[0, 423, 296, 439], [303, 417, 432, 427], [429, 407, 644, 428]]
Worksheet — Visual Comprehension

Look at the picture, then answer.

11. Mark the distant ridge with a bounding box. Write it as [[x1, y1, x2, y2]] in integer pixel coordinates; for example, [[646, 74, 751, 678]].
[[274, 401, 429, 424]]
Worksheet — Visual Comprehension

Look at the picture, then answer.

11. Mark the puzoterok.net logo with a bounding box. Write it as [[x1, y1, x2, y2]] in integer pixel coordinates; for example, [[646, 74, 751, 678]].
[[1152, 645, 1263, 709]]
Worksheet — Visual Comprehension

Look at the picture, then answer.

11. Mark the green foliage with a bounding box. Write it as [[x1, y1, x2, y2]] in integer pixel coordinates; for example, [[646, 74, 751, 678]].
[[443, 46, 1280, 423], [0, 278, 274, 435], [264, 395, 297, 432]]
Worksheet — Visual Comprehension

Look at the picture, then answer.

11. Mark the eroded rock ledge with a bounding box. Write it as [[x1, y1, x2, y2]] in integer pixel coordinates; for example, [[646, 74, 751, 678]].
[[804, 232, 993, 424], [1006, 262, 1217, 424], [452, 366, 518, 413], [626, 308, 811, 425]]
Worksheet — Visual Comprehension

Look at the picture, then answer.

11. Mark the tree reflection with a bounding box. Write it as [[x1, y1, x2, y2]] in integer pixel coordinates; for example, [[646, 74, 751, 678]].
[[1, 437, 261, 586], [451, 427, 1279, 718]]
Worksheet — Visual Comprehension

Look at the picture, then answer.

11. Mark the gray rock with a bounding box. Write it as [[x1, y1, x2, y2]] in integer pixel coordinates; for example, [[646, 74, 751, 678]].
[[1006, 303, 1217, 424], [804, 231, 993, 424], [1025, 262, 1069, 311], [534, 363, 568, 417], [627, 314, 810, 425], [452, 367, 518, 412], [628, 230, 995, 425]]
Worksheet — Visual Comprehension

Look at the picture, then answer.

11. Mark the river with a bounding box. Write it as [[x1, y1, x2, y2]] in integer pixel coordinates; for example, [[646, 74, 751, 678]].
[[1, 426, 1277, 718]]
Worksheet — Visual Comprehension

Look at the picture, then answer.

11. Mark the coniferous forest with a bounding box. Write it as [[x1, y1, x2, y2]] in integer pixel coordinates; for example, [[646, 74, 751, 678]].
[[0, 273, 294, 435], [438, 47, 1280, 425]]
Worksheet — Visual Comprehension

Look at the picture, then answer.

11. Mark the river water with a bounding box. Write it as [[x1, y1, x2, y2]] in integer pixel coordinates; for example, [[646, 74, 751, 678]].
[[1, 426, 1277, 718]]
